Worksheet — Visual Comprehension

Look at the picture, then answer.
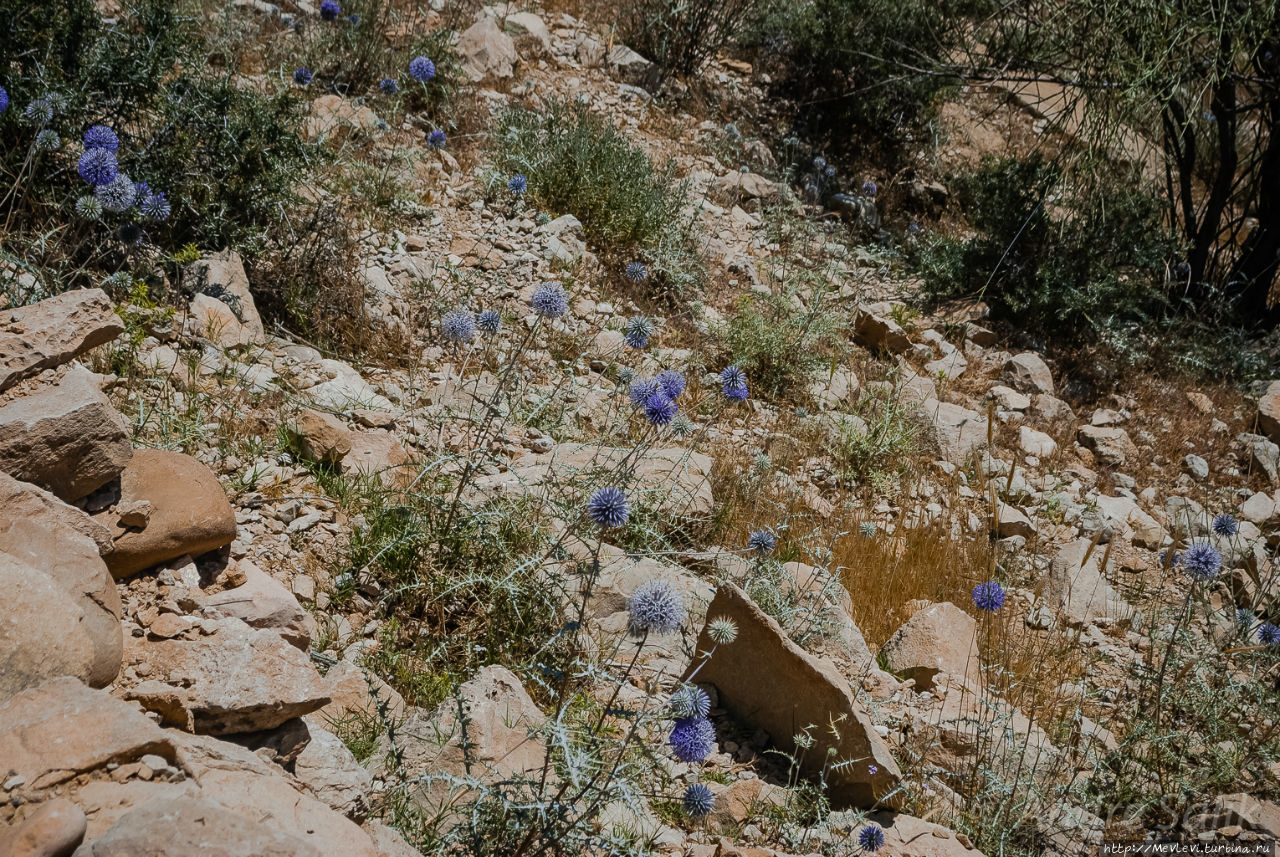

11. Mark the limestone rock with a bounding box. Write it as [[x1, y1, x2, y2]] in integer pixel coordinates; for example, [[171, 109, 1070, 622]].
[[0, 798, 87, 857], [315, 659, 407, 725], [1259, 380, 1280, 442], [709, 171, 783, 207], [294, 722, 372, 820], [458, 17, 517, 81], [684, 584, 902, 808], [865, 810, 987, 856], [184, 251, 263, 339], [1045, 539, 1132, 627], [289, 408, 352, 465], [919, 399, 988, 465], [852, 305, 910, 353], [303, 94, 382, 142], [0, 289, 123, 394], [607, 44, 657, 87], [1019, 426, 1057, 458], [1076, 425, 1138, 468], [880, 602, 978, 691], [1001, 352, 1054, 395], [207, 560, 310, 649]]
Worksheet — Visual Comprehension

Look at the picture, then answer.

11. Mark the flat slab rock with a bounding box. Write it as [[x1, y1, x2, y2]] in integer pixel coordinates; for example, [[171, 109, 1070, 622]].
[[119, 617, 330, 735], [683, 583, 902, 808], [0, 288, 123, 394]]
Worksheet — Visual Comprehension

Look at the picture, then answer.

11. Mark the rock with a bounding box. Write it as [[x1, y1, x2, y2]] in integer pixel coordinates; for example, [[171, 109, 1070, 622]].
[[207, 560, 309, 649], [865, 811, 987, 856], [120, 617, 330, 734], [922, 675, 1057, 781], [1183, 453, 1209, 480], [880, 602, 978, 691], [987, 385, 1030, 411], [501, 11, 552, 56], [344, 430, 410, 485], [852, 305, 911, 354], [376, 666, 545, 818], [705, 779, 787, 830], [315, 659, 407, 725], [187, 294, 258, 349], [304, 359, 395, 412], [1045, 539, 1131, 627], [185, 251, 263, 340], [303, 94, 382, 142], [457, 17, 517, 82], [0, 289, 123, 394], [920, 399, 988, 465], [1241, 432, 1280, 484], [0, 364, 132, 501], [1241, 491, 1277, 524], [96, 449, 237, 579], [1019, 426, 1057, 457], [1001, 352, 1054, 395], [0, 470, 114, 556], [607, 44, 657, 88], [1076, 425, 1138, 468], [0, 677, 173, 790], [683, 584, 902, 808], [1166, 496, 1209, 538], [1094, 494, 1167, 549], [1190, 793, 1280, 838], [288, 409, 352, 465], [0, 798, 87, 857], [1259, 380, 1280, 442], [1032, 393, 1076, 423], [364, 821, 422, 857], [995, 503, 1037, 539], [293, 722, 372, 820], [709, 171, 783, 207]]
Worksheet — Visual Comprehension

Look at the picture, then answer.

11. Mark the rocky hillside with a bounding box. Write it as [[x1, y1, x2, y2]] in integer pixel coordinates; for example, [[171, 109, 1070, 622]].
[[3, 2, 1280, 856]]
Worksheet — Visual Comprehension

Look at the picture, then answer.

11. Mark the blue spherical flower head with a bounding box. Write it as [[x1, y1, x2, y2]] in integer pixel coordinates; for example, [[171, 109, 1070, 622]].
[[824, 165, 835, 178], [476, 309, 501, 333], [409, 56, 436, 82], [862, 180, 878, 197], [24, 98, 53, 126], [683, 783, 714, 817], [0, 86, 7, 114], [379, 77, 399, 95], [140, 192, 170, 221], [35, 130, 60, 151], [628, 578, 686, 636], [644, 393, 677, 426], [440, 309, 476, 344], [427, 129, 447, 148], [347, 13, 360, 24], [1236, 608, 1255, 627], [657, 369, 686, 400], [858, 824, 885, 852], [812, 156, 826, 169], [670, 685, 711, 719], [1181, 541, 1222, 581], [83, 125, 119, 153], [669, 716, 715, 763], [1213, 514, 1239, 537], [530, 282, 568, 318], [588, 486, 629, 528], [748, 529, 775, 554], [320, 0, 340, 19], [972, 580, 1006, 612], [294, 67, 313, 86], [719, 366, 749, 401], [118, 222, 144, 245], [1259, 622, 1280, 645], [625, 261, 648, 282], [508, 174, 527, 195], [629, 377, 659, 406], [96, 174, 137, 212], [624, 316, 653, 349]]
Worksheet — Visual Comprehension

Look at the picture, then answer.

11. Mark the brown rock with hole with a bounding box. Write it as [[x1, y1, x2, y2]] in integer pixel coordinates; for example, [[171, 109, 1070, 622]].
[[96, 449, 237, 579], [0, 289, 123, 394]]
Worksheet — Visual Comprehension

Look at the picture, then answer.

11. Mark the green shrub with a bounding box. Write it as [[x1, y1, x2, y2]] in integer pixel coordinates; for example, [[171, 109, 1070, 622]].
[[716, 286, 838, 399], [615, 0, 761, 83]]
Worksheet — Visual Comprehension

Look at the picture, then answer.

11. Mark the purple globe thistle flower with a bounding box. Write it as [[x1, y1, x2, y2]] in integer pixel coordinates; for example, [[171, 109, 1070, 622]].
[[624, 316, 653, 349], [117, 222, 144, 245], [628, 578, 686, 636], [720, 366, 749, 401], [83, 125, 119, 152], [657, 369, 686, 400], [858, 824, 885, 852], [625, 261, 648, 282], [644, 392, 677, 426], [0, 86, 7, 114], [813, 156, 826, 169], [294, 67, 313, 86], [587, 486, 629, 528], [670, 685, 711, 718], [1181, 541, 1222, 581], [476, 309, 501, 333], [379, 77, 399, 95], [748, 529, 775, 554], [508, 174, 527, 195], [409, 56, 436, 82], [140, 191, 170, 221], [629, 377, 659, 406], [861, 180, 878, 197], [24, 98, 53, 126], [824, 165, 835, 178], [530, 282, 568, 318], [908, 221, 921, 234], [133, 181, 150, 200], [1259, 622, 1280, 645], [427, 129, 447, 148], [34, 129, 60, 151], [971, 580, 1006, 612], [1213, 514, 1239, 537], [96, 173, 137, 212], [441, 309, 477, 344], [669, 716, 715, 763], [319, 0, 340, 20], [347, 13, 360, 24], [683, 783, 714, 816]]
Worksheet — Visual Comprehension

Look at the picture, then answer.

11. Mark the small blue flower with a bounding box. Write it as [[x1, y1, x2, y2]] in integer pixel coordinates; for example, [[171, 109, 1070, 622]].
[[441, 309, 476, 344], [34, 130, 60, 151], [508, 174, 527, 195], [24, 98, 53, 126], [95, 174, 137, 212], [294, 67, 313, 86], [530, 282, 568, 318], [972, 580, 1006, 612], [320, 0, 340, 19], [657, 369, 686, 400], [748, 529, 775, 554], [644, 393, 677, 426], [858, 824, 885, 852], [629, 579, 686, 636], [83, 125, 119, 152], [427, 129, 447, 148], [409, 56, 436, 82], [813, 156, 826, 169], [624, 316, 653, 349], [347, 13, 360, 24], [629, 377, 659, 406], [1181, 541, 1222, 581], [824, 165, 835, 178], [670, 685, 711, 718], [379, 77, 399, 95], [1259, 622, 1280, 645], [683, 783, 714, 816], [720, 366, 749, 401], [625, 261, 648, 282], [0, 86, 7, 114], [117, 222, 144, 245], [862, 180, 878, 196], [588, 486, 630, 528], [476, 309, 501, 333], [1237, 608, 1256, 627], [140, 191, 170, 221], [1213, 514, 1239, 537], [669, 716, 715, 763]]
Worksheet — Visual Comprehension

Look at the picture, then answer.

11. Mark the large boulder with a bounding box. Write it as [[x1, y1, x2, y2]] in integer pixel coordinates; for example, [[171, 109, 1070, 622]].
[[919, 399, 988, 465], [1076, 426, 1138, 468], [184, 251, 263, 339], [0, 289, 123, 394], [95, 449, 237, 578], [0, 797, 87, 857], [0, 364, 132, 501], [457, 17, 517, 81], [1045, 538, 1132, 627], [1001, 352, 1054, 395], [880, 602, 979, 691], [683, 584, 902, 808]]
